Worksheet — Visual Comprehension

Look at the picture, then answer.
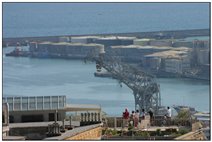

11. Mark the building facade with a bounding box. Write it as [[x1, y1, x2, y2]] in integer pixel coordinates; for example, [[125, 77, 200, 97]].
[[3, 96, 66, 123]]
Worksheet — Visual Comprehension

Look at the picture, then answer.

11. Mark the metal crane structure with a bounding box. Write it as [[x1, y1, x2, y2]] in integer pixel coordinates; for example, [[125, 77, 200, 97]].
[[87, 46, 161, 114]]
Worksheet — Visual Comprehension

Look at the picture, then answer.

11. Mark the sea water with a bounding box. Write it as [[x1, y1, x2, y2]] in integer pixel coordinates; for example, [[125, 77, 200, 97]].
[[3, 47, 209, 116], [3, 3, 209, 38]]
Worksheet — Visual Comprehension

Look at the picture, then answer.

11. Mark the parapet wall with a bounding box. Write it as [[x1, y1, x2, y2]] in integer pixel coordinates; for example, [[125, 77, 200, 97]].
[[65, 126, 102, 140]]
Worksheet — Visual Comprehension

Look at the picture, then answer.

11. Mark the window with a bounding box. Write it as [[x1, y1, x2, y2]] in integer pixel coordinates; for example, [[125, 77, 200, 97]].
[[37, 97, 43, 110], [22, 97, 28, 110], [14, 97, 21, 110], [52, 96, 58, 109], [59, 96, 65, 108], [7, 98, 13, 111], [29, 97, 36, 110], [44, 96, 50, 109]]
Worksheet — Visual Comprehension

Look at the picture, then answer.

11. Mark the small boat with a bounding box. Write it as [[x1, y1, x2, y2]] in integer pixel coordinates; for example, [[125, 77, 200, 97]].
[[6, 47, 29, 57]]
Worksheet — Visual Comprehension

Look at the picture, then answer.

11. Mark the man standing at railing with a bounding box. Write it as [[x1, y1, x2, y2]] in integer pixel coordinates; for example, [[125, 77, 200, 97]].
[[122, 108, 129, 128], [167, 106, 172, 126]]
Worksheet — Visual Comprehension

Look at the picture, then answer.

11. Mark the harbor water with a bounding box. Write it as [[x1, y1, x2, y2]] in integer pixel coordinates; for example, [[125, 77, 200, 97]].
[[3, 47, 210, 116], [3, 3, 210, 116]]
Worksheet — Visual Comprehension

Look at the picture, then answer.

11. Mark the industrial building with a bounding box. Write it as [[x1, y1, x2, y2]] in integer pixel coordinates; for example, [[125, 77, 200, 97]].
[[70, 36, 100, 44], [197, 49, 210, 65], [70, 36, 136, 48], [144, 47, 192, 74], [94, 36, 136, 48], [149, 39, 173, 47], [29, 42, 104, 58], [110, 45, 172, 62]]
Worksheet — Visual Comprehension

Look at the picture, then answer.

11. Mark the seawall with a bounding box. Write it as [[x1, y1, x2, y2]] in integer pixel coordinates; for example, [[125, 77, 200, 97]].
[[3, 29, 209, 47]]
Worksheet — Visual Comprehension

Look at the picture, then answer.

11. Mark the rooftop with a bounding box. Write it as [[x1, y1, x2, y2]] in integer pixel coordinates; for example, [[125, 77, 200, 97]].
[[39, 42, 104, 47], [71, 36, 101, 39], [111, 45, 173, 50], [97, 36, 136, 40], [134, 38, 154, 41], [145, 47, 191, 59]]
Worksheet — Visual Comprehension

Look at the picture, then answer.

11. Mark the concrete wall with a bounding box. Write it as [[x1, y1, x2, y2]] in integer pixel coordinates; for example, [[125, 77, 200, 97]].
[[164, 57, 191, 74], [144, 57, 161, 69], [197, 49, 209, 65], [165, 59, 182, 73], [65, 126, 102, 140]]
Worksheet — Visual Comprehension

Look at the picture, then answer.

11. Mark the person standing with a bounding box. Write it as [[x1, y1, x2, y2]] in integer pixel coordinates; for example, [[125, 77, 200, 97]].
[[130, 110, 135, 127], [122, 108, 129, 127], [167, 106, 172, 126], [148, 108, 154, 126], [134, 110, 140, 128], [141, 109, 145, 120]]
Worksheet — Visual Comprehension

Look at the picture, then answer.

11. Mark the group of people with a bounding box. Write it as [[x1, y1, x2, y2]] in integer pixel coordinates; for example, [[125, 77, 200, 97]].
[[122, 108, 146, 128], [122, 106, 172, 128]]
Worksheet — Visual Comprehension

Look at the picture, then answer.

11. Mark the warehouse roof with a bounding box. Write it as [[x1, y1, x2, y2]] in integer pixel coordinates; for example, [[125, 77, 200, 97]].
[[39, 42, 104, 47], [97, 36, 136, 40], [111, 45, 173, 50], [134, 38, 154, 41], [71, 36, 101, 39], [145, 48, 190, 59]]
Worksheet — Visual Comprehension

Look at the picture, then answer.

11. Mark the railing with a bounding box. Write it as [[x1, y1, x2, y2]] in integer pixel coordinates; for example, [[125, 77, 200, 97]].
[[80, 112, 102, 126], [104, 115, 192, 128]]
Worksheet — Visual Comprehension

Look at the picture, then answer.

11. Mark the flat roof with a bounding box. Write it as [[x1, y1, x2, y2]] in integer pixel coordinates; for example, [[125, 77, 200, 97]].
[[111, 45, 173, 50], [71, 36, 101, 39], [134, 38, 153, 41], [97, 36, 136, 40], [39, 42, 104, 47], [145, 49, 189, 59], [70, 36, 136, 40]]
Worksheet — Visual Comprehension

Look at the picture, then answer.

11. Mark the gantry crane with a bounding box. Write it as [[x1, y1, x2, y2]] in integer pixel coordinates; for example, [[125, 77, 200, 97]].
[[86, 45, 161, 114]]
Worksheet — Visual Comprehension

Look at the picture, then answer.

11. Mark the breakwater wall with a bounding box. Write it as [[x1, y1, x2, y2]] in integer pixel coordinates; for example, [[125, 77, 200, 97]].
[[3, 29, 209, 47]]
